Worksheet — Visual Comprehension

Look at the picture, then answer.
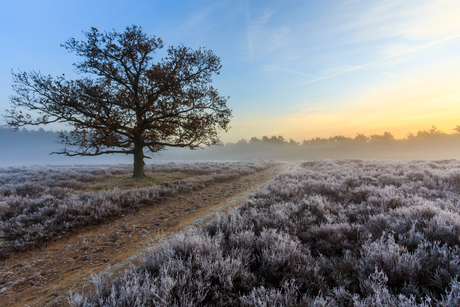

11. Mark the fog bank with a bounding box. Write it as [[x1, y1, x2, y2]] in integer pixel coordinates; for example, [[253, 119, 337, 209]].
[[1, 127, 460, 166]]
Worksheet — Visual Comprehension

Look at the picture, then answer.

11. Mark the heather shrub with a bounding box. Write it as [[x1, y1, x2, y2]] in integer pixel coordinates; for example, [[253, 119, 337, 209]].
[[69, 159, 460, 305], [0, 160, 277, 259]]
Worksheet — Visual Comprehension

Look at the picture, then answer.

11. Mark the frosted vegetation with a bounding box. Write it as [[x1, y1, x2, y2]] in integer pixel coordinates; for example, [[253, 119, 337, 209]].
[[71, 159, 460, 306], [0, 160, 277, 259]]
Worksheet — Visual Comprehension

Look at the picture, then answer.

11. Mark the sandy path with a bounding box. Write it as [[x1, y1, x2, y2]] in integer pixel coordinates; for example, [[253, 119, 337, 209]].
[[0, 163, 293, 307]]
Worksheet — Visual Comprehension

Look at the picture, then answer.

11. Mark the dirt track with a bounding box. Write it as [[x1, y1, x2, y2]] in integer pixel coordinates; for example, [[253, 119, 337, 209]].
[[0, 163, 292, 306]]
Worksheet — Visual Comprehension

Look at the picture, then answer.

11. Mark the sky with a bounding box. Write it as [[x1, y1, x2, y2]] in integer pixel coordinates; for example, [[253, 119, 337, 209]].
[[1, 0, 460, 143]]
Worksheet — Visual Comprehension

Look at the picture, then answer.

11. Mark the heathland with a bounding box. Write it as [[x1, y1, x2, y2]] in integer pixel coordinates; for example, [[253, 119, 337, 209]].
[[2, 159, 460, 306]]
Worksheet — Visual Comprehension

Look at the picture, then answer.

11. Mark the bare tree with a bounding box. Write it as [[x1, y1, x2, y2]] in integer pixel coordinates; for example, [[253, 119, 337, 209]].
[[4, 26, 232, 178]]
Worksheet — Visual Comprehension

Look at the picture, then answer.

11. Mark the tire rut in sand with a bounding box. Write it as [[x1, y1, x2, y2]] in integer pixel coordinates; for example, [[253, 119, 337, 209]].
[[0, 163, 293, 307]]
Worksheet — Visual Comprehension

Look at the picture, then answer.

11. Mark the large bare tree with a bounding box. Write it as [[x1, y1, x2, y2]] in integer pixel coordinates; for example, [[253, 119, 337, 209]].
[[4, 26, 232, 178]]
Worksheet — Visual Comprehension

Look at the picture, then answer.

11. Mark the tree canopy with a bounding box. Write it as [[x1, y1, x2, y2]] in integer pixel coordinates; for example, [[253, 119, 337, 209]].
[[5, 26, 232, 177]]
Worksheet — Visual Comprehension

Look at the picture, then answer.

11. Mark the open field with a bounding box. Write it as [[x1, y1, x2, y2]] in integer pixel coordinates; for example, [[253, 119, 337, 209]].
[[68, 159, 460, 306], [0, 160, 285, 306], [0, 160, 279, 259]]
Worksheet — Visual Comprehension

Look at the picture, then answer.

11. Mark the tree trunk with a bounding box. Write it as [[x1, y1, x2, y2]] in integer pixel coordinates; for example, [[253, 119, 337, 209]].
[[132, 147, 145, 178]]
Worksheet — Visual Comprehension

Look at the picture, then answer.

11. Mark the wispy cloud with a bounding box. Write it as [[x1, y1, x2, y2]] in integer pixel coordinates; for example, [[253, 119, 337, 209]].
[[373, 33, 460, 63], [245, 0, 254, 60], [244, 2, 295, 62], [265, 65, 315, 77], [300, 33, 460, 86], [397, 6, 460, 40], [381, 72, 420, 83], [245, 1, 274, 61], [300, 66, 362, 85]]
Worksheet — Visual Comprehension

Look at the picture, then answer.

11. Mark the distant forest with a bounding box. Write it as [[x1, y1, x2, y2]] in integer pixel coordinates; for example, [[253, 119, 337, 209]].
[[227, 125, 460, 146], [1, 125, 460, 165], [217, 125, 460, 160]]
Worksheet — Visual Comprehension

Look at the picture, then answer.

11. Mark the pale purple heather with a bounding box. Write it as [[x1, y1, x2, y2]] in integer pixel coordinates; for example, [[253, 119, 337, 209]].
[[0, 160, 277, 259], [66, 159, 460, 306]]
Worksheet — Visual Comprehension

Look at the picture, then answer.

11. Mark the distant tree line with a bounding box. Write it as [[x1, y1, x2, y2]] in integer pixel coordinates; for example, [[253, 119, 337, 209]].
[[226, 125, 460, 147], [217, 125, 460, 160], [2, 125, 460, 163]]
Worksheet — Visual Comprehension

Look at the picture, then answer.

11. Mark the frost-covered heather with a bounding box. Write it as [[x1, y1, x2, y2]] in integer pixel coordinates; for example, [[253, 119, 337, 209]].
[[0, 160, 277, 259], [71, 159, 460, 306]]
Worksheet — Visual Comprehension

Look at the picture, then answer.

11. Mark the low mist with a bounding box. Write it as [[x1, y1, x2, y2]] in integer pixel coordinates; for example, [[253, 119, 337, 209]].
[[1, 126, 460, 166]]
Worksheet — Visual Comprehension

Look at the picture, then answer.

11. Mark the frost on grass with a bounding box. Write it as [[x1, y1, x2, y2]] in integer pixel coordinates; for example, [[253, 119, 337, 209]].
[[0, 160, 277, 259], [69, 159, 460, 306]]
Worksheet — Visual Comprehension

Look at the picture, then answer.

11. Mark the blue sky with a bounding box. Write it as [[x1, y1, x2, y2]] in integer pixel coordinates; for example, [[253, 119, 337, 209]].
[[1, 0, 460, 142]]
